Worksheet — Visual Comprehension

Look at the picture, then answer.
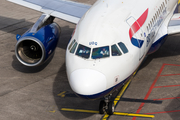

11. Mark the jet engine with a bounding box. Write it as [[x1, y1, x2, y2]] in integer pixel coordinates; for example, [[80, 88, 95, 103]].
[[15, 14, 61, 67]]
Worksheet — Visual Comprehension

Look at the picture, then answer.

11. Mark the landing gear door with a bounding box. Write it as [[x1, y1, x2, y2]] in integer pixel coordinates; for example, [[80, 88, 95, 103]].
[[126, 16, 145, 60]]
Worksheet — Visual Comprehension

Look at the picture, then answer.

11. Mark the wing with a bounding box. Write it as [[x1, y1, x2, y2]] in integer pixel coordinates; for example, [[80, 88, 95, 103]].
[[7, 0, 91, 24], [168, 13, 180, 35]]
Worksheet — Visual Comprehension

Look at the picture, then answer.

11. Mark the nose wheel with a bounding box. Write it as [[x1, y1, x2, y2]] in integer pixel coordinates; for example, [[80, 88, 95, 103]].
[[99, 95, 114, 115], [99, 100, 106, 114], [107, 101, 114, 115]]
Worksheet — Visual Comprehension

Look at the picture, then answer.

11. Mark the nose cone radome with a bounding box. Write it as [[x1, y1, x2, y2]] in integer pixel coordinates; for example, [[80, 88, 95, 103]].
[[69, 69, 107, 95]]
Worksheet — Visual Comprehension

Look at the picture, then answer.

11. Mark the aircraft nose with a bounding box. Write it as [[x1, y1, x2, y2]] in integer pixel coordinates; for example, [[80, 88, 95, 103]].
[[69, 69, 107, 95]]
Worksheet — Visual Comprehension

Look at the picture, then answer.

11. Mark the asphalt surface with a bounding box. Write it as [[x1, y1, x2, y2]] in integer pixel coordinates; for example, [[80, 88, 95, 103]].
[[0, 0, 180, 120]]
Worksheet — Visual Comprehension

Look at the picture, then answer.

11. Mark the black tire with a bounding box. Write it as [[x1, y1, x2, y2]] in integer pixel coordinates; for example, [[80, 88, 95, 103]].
[[107, 101, 114, 115], [99, 100, 106, 114]]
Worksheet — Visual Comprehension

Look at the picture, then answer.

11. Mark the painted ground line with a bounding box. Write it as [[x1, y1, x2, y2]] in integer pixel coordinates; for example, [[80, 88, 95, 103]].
[[102, 79, 132, 120], [61, 108, 154, 118], [163, 63, 180, 67], [61, 108, 99, 114], [57, 91, 66, 97], [153, 97, 180, 101], [132, 63, 166, 120], [145, 110, 180, 115], [113, 112, 154, 118], [160, 73, 180, 76], [154, 84, 180, 88]]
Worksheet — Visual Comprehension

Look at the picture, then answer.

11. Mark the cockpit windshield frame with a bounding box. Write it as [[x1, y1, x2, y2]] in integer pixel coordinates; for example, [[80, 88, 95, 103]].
[[70, 42, 78, 53], [75, 44, 91, 59], [118, 42, 128, 54], [111, 44, 122, 56], [68, 39, 76, 50], [92, 46, 110, 59], [69, 40, 129, 60]]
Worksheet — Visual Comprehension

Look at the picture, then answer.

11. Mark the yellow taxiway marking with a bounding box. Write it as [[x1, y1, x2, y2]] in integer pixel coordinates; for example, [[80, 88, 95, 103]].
[[49, 110, 56, 113], [179, 0, 180, 4], [57, 91, 66, 97], [61, 75, 154, 119], [61, 108, 99, 114], [113, 112, 154, 118], [114, 79, 132, 106], [102, 79, 132, 119], [61, 108, 154, 118]]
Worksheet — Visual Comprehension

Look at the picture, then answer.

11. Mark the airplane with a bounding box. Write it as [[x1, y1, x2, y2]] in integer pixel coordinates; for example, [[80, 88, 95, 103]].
[[6, 0, 180, 115]]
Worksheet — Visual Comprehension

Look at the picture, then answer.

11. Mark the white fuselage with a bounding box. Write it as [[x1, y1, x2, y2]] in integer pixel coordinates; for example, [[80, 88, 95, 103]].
[[66, 0, 178, 99]]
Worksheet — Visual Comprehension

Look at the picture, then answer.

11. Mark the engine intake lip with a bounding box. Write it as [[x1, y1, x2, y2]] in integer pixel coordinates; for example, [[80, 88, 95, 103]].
[[15, 37, 46, 67]]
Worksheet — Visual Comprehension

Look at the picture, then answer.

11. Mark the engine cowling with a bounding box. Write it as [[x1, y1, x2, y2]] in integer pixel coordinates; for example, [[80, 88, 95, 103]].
[[15, 14, 61, 67]]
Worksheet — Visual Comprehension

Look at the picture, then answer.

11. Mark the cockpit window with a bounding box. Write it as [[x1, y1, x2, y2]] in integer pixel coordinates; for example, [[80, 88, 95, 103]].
[[118, 42, 128, 54], [92, 46, 109, 59], [75, 44, 91, 59], [111, 44, 122, 56], [70, 42, 78, 53], [68, 39, 76, 50]]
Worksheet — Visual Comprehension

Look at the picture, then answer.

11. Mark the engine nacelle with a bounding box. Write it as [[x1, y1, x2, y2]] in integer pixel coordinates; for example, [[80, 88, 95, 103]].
[[15, 14, 61, 67]]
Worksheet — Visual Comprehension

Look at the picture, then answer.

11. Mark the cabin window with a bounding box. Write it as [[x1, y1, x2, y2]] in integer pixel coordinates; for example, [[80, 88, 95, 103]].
[[75, 44, 91, 59], [92, 46, 109, 59], [111, 44, 122, 56], [153, 16, 156, 22], [68, 39, 76, 50], [158, 9, 160, 15], [157, 11, 159, 17], [163, 2, 165, 8], [155, 13, 157, 19], [118, 42, 128, 54], [148, 23, 150, 29], [70, 42, 78, 53]]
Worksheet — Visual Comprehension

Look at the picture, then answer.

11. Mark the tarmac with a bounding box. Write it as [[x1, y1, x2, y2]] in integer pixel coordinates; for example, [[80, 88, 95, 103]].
[[0, 0, 180, 120]]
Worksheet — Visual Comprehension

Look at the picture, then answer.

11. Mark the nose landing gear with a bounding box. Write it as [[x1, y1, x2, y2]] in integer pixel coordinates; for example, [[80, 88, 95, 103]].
[[99, 94, 114, 115]]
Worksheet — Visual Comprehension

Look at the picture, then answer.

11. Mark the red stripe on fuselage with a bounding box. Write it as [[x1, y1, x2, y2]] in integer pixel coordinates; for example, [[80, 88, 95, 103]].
[[129, 9, 149, 39]]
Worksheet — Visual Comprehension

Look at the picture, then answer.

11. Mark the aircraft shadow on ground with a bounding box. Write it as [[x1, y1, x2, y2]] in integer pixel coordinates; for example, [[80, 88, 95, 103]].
[[11, 54, 53, 73], [0, 16, 32, 35], [53, 63, 102, 119], [165, 94, 180, 120], [152, 35, 180, 59], [120, 97, 162, 104]]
